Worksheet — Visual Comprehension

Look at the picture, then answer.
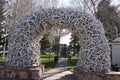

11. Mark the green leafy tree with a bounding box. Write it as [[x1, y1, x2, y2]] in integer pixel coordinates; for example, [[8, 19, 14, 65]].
[[96, 0, 120, 42], [69, 34, 80, 56], [52, 36, 60, 55], [40, 33, 50, 54]]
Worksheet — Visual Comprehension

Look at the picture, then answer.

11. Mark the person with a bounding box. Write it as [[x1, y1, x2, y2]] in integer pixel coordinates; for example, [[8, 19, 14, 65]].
[[54, 56, 59, 63], [62, 44, 68, 58]]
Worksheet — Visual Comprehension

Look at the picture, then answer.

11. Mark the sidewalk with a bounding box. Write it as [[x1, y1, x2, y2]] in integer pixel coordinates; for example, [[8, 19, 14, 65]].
[[42, 58, 77, 80]]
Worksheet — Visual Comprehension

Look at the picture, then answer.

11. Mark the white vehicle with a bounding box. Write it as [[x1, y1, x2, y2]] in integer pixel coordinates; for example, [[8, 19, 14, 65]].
[[0, 50, 8, 54]]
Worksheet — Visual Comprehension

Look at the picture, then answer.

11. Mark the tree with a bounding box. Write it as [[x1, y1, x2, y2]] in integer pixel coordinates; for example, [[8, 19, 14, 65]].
[[69, 0, 101, 16], [52, 36, 60, 55], [69, 34, 80, 56], [4, 0, 38, 32], [96, 0, 120, 41], [82, 0, 101, 16], [48, 28, 70, 54], [40, 33, 50, 54], [1, 0, 38, 53], [39, 0, 59, 8], [0, 0, 7, 50]]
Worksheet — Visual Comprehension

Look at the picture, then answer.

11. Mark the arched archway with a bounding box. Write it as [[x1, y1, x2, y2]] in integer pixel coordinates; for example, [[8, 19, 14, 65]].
[[6, 8, 110, 73]]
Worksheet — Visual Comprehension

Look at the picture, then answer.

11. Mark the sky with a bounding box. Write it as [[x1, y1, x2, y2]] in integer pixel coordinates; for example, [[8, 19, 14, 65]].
[[111, 0, 120, 5], [60, 33, 71, 45]]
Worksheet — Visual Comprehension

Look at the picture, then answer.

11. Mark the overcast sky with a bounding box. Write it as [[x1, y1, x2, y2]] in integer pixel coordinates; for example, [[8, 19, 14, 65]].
[[112, 0, 120, 5], [60, 33, 71, 45]]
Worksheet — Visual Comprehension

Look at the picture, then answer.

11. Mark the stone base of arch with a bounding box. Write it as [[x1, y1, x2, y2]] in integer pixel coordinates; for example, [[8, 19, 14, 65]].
[[74, 67, 120, 80], [0, 65, 44, 79]]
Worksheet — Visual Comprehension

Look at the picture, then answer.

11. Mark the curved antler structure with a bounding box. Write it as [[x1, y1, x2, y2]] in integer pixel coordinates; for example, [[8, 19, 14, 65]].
[[6, 8, 110, 72]]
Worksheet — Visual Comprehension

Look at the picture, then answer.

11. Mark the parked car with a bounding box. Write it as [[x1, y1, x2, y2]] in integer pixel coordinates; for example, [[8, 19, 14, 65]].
[[0, 50, 8, 56]]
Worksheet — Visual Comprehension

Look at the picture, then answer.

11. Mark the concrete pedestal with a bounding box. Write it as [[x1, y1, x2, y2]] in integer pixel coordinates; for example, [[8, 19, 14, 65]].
[[0, 65, 44, 80], [74, 67, 120, 80]]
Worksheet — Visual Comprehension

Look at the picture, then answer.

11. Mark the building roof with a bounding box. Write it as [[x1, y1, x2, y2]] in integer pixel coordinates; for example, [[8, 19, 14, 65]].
[[112, 37, 120, 43]]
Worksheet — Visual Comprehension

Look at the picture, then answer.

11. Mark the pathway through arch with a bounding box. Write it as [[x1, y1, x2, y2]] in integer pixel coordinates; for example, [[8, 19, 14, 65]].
[[42, 58, 77, 80]]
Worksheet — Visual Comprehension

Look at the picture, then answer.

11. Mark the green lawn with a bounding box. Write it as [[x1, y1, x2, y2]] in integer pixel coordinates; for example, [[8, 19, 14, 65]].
[[40, 54, 58, 71], [0, 54, 79, 72], [0, 56, 6, 65], [67, 58, 78, 72], [0, 54, 58, 71]]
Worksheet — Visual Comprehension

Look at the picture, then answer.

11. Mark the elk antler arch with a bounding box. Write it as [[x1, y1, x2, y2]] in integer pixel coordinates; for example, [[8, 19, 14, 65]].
[[6, 8, 110, 73]]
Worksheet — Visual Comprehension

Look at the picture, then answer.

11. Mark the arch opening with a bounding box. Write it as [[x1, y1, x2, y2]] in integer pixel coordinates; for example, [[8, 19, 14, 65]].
[[6, 8, 110, 73]]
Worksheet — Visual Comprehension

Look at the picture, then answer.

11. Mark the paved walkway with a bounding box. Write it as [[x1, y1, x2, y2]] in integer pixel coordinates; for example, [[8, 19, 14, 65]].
[[42, 58, 77, 80]]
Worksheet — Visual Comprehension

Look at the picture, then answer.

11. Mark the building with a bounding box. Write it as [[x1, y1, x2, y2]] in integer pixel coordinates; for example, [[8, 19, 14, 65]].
[[111, 37, 120, 66]]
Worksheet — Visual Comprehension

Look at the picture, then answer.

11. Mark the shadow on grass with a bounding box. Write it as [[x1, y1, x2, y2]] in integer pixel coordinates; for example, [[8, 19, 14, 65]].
[[68, 58, 78, 72], [42, 61, 57, 71]]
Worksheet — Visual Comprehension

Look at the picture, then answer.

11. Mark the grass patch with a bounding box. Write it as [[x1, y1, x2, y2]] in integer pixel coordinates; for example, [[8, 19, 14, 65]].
[[40, 53, 56, 58], [68, 58, 78, 72], [0, 54, 58, 71], [0, 56, 6, 65], [40, 54, 58, 71]]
